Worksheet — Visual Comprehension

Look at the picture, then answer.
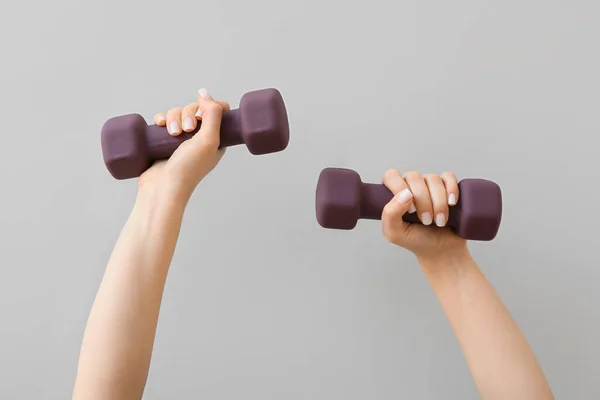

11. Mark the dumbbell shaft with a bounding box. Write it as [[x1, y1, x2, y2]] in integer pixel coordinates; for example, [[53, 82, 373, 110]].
[[145, 108, 243, 160]]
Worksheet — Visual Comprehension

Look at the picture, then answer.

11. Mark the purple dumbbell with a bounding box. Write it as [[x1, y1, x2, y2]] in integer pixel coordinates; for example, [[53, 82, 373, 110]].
[[101, 88, 289, 179], [315, 168, 502, 241]]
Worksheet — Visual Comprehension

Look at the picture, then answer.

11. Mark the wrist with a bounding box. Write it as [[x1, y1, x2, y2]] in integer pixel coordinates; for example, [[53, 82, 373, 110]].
[[134, 185, 187, 219]]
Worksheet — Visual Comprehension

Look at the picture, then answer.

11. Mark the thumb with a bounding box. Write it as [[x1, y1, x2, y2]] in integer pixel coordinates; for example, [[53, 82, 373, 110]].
[[382, 188, 414, 245], [189, 88, 223, 152]]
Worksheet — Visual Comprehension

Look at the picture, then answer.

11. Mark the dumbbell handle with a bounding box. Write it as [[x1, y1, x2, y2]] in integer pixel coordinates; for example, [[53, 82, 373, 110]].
[[360, 182, 463, 226], [145, 108, 243, 160]]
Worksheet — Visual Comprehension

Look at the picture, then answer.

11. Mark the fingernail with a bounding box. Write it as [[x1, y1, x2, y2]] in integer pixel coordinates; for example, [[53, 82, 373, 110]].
[[195, 109, 203, 118], [157, 115, 165, 124], [421, 212, 433, 226], [198, 88, 211, 99], [396, 188, 413, 204], [448, 193, 456, 206], [183, 117, 194, 131], [168, 120, 180, 135], [409, 203, 417, 213], [435, 213, 446, 227]]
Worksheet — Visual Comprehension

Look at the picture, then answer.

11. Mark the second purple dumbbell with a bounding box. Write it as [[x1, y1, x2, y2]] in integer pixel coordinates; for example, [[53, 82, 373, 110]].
[[101, 88, 289, 179], [315, 168, 502, 241]]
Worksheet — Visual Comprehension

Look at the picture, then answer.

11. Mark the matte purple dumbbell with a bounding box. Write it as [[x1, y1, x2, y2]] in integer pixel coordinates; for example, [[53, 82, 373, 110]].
[[101, 88, 289, 179], [315, 168, 502, 241]]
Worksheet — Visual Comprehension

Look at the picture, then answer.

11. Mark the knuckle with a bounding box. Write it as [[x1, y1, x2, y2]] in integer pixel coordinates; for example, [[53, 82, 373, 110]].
[[424, 173, 442, 184], [441, 171, 457, 181], [404, 171, 422, 181], [204, 102, 223, 115], [167, 107, 183, 116], [382, 204, 395, 220], [383, 168, 399, 182], [182, 106, 196, 116]]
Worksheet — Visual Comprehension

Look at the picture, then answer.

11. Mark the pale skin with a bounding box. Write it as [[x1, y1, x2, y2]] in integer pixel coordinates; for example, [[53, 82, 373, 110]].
[[72, 89, 554, 400], [381, 170, 554, 400]]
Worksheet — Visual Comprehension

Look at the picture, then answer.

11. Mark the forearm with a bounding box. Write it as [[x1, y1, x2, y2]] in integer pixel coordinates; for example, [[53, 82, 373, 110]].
[[419, 251, 553, 400], [73, 193, 185, 400]]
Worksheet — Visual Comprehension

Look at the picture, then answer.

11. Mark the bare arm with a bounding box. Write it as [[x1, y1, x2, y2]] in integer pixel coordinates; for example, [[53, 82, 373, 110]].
[[73, 89, 228, 400], [419, 252, 554, 400], [72, 196, 184, 400], [380, 169, 553, 400]]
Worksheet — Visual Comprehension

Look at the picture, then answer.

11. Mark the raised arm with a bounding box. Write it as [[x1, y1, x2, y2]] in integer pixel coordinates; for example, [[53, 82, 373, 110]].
[[419, 252, 553, 400], [72, 89, 229, 400], [380, 169, 554, 400]]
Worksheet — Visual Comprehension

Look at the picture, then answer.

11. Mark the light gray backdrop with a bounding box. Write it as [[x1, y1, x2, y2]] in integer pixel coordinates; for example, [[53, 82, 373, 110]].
[[1, 0, 598, 398]]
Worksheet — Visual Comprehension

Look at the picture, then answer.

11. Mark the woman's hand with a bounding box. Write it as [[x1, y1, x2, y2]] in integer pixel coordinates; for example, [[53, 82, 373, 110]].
[[381, 169, 467, 261], [137, 88, 230, 207]]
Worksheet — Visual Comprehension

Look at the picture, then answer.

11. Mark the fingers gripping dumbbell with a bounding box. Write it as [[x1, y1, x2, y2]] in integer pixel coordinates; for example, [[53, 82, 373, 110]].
[[101, 88, 290, 179], [315, 168, 502, 241]]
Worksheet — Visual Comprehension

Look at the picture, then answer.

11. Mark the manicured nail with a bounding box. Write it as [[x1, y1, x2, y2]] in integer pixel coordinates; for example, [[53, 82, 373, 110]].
[[409, 203, 417, 213], [157, 115, 166, 124], [198, 88, 211, 99], [421, 212, 433, 226], [195, 109, 203, 118], [435, 213, 446, 227], [183, 117, 194, 131], [168, 120, 180, 135], [396, 188, 413, 204], [448, 193, 456, 206]]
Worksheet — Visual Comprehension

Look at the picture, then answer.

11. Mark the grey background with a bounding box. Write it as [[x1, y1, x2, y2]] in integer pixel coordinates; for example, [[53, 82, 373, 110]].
[[0, 0, 598, 398]]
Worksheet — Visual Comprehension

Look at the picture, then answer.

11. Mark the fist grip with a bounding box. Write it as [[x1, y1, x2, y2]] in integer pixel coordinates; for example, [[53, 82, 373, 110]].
[[315, 168, 502, 241], [101, 88, 289, 179]]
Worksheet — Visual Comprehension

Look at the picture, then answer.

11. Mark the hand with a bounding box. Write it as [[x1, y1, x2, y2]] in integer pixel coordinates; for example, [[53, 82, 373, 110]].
[[381, 169, 468, 261], [137, 88, 230, 207]]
